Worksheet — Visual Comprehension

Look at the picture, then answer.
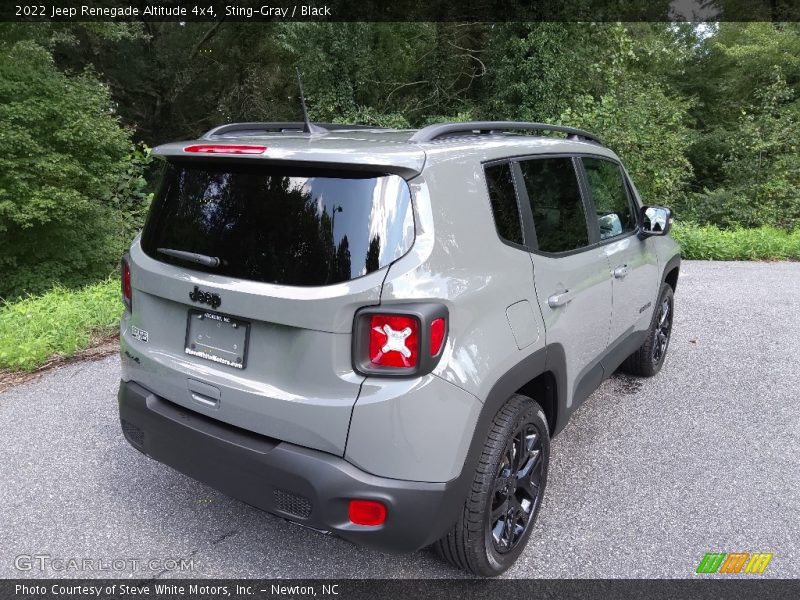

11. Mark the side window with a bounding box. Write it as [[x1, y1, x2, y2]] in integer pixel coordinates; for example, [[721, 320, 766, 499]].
[[519, 157, 589, 253], [484, 163, 523, 245], [581, 157, 637, 240]]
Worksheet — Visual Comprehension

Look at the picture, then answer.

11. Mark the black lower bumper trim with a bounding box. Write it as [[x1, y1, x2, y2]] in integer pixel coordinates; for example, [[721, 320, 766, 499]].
[[118, 380, 464, 553]]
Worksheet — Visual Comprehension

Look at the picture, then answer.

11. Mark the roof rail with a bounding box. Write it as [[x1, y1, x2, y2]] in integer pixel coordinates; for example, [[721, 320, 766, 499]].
[[202, 122, 387, 139], [408, 121, 603, 145]]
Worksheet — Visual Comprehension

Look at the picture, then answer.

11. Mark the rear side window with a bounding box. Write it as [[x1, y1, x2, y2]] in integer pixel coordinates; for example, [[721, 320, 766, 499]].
[[519, 157, 589, 253], [141, 161, 414, 287], [484, 163, 523, 245], [581, 157, 637, 240]]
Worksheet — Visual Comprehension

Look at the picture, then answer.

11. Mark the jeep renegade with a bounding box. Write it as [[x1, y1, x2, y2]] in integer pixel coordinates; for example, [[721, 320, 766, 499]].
[[118, 121, 680, 576]]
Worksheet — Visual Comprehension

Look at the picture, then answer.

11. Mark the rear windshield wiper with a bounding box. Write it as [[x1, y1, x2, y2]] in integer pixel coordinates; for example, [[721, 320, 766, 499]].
[[157, 248, 225, 268]]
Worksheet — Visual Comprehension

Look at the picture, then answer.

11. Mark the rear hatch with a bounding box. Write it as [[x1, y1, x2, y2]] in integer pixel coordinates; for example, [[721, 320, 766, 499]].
[[123, 135, 422, 455]]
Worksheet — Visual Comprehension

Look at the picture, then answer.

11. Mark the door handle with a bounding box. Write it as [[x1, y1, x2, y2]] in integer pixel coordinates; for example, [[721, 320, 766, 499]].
[[548, 290, 573, 308], [613, 265, 630, 279]]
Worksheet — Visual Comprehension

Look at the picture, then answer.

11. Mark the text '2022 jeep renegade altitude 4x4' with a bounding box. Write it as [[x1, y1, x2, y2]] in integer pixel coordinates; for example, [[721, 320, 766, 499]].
[[118, 121, 680, 576]]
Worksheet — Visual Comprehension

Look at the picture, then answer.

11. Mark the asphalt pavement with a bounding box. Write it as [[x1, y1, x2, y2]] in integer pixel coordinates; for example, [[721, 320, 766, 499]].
[[1, 260, 798, 579]]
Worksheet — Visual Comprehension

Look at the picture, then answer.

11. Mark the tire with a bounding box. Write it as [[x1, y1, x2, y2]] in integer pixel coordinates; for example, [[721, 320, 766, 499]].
[[622, 282, 674, 377], [435, 394, 549, 577]]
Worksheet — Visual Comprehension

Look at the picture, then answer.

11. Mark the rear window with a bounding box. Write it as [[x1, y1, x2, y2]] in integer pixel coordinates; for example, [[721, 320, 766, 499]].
[[141, 161, 415, 286]]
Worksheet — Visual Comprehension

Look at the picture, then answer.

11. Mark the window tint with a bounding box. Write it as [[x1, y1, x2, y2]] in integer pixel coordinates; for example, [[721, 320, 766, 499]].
[[141, 161, 414, 286], [519, 157, 589, 253], [484, 163, 523, 245], [582, 157, 636, 240]]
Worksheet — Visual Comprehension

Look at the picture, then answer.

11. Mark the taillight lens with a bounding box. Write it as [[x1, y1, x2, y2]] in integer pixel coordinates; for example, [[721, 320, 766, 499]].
[[121, 258, 132, 311], [348, 499, 386, 526], [430, 318, 446, 355], [353, 304, 448, 377], [183, 144, 267, 154], [369, 315, 419, 368]]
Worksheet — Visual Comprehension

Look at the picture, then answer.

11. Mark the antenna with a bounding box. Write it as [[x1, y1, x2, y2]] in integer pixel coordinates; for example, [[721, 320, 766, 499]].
[[295, 67, 328, 135]]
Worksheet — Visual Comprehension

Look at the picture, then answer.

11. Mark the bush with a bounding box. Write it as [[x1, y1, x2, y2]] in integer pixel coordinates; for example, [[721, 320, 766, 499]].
[[686, 55, 800, 232], [559, 81, 693, 208], [0, 41, 151, 300], [0, 278, 121, 372], [671, 222, 800, 261], [675, 188, 761, 229]]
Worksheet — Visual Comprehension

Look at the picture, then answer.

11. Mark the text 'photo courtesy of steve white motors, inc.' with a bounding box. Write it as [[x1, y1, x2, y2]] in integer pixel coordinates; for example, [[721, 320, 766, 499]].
[[14, 583, 340, 597], [15, 4, 333, 19]]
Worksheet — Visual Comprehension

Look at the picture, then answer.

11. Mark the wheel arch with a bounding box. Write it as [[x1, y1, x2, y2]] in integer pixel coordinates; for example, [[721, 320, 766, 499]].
[[455, 345, 566, 480], [662, 254, 681, 292]]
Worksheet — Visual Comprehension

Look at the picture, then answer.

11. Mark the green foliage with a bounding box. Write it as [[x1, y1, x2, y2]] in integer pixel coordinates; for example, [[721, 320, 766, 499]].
[[331, 106, 410, 129], [0, 278, 120, 371], [0, 41, 151, 299], [681, 23, 800, 230], [555, 28, 694, 206], [485, 23, 628, 122], [671, 223, 800, 261], [279, 23, 486, 125], [559, 83, 693, 206]]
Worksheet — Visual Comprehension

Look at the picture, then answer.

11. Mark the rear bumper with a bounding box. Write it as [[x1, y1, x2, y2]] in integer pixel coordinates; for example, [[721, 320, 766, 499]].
[[118, 380, 464, 553]]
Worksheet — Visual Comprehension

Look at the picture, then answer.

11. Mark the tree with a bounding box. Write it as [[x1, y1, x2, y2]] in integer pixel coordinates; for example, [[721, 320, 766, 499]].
[[680, 23, 800, 228], [0, 40, 147, 298]]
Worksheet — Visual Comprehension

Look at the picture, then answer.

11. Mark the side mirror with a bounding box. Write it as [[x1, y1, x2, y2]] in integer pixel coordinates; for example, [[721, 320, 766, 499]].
[[598, 213, 623, 239], [639, 206, 672, 238]]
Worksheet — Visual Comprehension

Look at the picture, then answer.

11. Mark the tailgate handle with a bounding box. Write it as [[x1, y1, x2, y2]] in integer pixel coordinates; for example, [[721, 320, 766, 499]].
[[190, 392, 219, 409], [187, 379, 221, 409]]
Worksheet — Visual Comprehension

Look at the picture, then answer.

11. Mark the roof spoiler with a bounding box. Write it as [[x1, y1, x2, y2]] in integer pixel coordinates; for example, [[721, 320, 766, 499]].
[[409, 121, 603, 145]]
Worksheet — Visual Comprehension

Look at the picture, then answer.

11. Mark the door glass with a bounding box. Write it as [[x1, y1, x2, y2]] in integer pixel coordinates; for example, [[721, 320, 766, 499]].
[[582, 157, 636, 240], [519, 157, 589, 253]]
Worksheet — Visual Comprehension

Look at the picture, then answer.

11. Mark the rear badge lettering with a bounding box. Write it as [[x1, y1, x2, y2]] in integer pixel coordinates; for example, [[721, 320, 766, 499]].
[[130, 326, 149, 343], [189, 285, 221, 309]]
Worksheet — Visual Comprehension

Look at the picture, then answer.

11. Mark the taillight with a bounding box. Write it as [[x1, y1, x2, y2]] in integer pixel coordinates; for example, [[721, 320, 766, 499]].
[[353, 304, 448, 377], [348, 499, 386, 526], [121, 257, 132, 311], [183, 144, 267, 154]]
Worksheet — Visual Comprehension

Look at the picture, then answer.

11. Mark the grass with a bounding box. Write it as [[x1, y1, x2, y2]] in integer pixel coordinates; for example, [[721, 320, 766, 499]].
[[0, 278, 121, 372], [671, 223, 800, 261]]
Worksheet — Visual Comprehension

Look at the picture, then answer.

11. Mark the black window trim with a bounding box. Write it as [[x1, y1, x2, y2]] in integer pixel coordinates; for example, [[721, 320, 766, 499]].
[[510, 161, 538, 250], [621, 166, 645, 226], [481, 151, 645, 259]]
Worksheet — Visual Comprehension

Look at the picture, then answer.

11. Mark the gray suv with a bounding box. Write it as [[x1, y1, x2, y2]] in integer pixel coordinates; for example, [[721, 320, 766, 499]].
[[118, 121, 680, 576]]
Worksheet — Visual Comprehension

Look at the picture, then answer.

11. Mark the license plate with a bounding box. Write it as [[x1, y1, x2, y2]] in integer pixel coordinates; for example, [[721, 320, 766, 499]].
[[184, 310, 250, 369]]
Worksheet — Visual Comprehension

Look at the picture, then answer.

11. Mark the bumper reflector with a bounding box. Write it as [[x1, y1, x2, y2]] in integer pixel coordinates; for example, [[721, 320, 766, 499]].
[[348, 499, 387, 526]]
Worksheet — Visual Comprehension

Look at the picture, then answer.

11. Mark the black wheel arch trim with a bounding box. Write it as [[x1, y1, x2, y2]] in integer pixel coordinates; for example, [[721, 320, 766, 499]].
[[662, 253, 681, 291], [445, 346, 566, 523], [453, 328, 649, 506]]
